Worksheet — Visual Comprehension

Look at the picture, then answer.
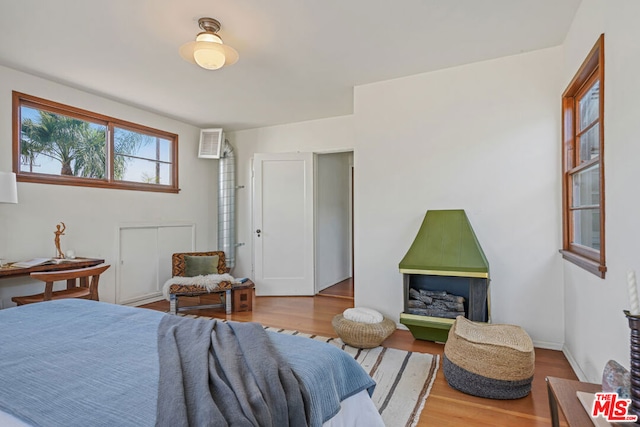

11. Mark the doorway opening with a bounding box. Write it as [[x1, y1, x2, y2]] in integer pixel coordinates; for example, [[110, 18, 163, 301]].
[[315, 151, 353, 300]]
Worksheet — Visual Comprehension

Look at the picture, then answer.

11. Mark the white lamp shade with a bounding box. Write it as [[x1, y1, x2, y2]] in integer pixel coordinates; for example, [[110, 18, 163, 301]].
[[0, 172, 17, 204], [194, 42, 227, 70], [179, 39, 239, 69]]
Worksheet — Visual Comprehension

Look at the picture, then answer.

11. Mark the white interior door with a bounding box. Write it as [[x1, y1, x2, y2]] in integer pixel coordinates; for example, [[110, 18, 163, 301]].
[[253, 152, 314, 296]]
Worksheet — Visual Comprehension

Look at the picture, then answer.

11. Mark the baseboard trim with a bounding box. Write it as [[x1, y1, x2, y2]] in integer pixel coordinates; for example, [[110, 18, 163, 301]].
[[561, 345, 588, 382], [125, 294, 165, 307], [531, 339, 564, 351]]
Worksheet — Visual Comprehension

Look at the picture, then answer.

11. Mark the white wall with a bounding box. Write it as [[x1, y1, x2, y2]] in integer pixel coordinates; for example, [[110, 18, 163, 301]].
[[230, 49, 564, 348], [0, 65, 217, 306], [316, 152, 352, 291], [353, 47, 565, 348], [561, 0, 640, 382]]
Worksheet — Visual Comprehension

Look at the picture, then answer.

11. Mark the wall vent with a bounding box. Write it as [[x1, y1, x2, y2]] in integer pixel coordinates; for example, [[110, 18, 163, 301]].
[[198, 128, 224, 159]]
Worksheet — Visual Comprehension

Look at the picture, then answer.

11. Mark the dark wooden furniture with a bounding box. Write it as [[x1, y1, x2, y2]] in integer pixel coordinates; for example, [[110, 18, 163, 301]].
[[11, 263, 110, 306], [232, 280, 254, 313], [0, 257, 105, 280], [546, 376, 602, 427]]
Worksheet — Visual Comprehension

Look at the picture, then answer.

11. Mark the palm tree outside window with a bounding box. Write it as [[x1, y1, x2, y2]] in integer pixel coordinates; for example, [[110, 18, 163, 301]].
[[12, 92, 179, 193]]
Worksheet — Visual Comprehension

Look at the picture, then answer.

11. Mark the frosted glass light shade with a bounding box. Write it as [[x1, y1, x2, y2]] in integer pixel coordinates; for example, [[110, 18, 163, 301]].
[[179, 32, 239, 70], [194, 42, 227, 70], [0, 172, 18, 204]]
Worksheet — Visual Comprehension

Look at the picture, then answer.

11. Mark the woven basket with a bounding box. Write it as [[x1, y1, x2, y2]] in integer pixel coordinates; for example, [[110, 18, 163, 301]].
[[332, 314, 396, 348], [444, 316, 534, 381]]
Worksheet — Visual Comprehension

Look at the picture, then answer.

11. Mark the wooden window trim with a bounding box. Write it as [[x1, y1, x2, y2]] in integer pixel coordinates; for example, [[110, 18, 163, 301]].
[[560, 34, 606, 278], [12, 91, 179, 193]]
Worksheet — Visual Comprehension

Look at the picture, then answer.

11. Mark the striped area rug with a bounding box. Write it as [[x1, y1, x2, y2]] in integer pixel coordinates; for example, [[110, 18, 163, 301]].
[[267, 327, 439, 427], [178, 314, 439, 427]]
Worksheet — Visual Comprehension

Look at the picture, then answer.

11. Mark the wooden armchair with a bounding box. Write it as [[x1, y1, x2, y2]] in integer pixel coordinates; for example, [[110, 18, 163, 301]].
[[11, 264, 110, 306], [167, 251, 233, 315]]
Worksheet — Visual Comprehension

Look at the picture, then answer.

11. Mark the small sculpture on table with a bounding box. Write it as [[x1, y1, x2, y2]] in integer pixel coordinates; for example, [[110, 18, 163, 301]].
[[54, 222, 66, 259]]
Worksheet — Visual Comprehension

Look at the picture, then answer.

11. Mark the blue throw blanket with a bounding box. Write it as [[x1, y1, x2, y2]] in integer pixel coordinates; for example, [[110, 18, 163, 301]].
[[0, 300, 375, 427], [156, 315, 309, 426], [268, 332, 376, 425]]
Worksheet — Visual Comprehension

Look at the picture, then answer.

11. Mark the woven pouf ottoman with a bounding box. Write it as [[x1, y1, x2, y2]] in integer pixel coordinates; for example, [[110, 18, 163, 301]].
[[443, 316, 535, 399], [332, 307, 396, 348]]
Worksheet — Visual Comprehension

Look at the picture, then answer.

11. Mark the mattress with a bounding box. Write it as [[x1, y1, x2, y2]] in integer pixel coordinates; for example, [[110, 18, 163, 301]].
[[0, 299, 383, 426]]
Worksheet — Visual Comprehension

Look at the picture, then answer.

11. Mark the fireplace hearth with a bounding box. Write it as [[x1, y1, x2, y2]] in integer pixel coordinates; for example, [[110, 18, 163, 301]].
[[399, 210, 490, 342]]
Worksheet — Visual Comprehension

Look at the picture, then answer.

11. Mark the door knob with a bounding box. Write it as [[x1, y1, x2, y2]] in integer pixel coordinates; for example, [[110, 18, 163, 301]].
[[256, 229, 261, 237]]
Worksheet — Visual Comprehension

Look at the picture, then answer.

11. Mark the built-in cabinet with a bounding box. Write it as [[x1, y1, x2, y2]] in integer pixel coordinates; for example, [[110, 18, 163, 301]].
[[117, 223, 195, 305]]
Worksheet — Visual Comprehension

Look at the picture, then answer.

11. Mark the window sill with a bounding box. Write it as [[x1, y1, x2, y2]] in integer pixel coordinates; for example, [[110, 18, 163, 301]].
[[559, 250, 606, 279], [16, 173, 179, 194]]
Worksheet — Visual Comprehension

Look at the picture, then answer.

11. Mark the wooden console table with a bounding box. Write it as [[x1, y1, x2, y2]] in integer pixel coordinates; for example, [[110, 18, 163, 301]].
[[546, 376, 602, 427], [0, 258, 106, 280]]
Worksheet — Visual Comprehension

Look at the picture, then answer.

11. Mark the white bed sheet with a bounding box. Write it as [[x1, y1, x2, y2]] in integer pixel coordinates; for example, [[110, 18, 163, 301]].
[[323, 389, 385, 427], [0, 409, 29, 427], [0, 390, 383, 427]]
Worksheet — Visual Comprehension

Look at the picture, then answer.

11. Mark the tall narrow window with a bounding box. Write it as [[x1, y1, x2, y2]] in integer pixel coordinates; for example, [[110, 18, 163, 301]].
[[561, 34, 605, 278], [13, 92, 179, 193]]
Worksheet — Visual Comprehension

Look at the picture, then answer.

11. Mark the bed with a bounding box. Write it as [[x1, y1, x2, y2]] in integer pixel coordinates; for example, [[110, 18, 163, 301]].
[[0, 299, 384, 427]]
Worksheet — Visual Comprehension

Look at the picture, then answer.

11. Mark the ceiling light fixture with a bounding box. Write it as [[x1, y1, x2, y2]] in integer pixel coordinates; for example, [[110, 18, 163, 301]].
[[179, 17, 239, 70]]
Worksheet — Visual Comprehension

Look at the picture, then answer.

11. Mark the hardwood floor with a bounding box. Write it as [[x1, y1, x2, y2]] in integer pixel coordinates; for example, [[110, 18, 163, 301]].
[[318, 277, 354, 299], [140, 292, 577, 426]]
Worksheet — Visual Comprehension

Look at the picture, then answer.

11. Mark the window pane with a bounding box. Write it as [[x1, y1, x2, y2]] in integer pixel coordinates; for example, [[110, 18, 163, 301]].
[[561, 36, 604, 275], [115, 155, 171, 185], [579, 80, 599, 130], [14, 92, 179, 193], [19, 106, 107, 178], [578, 123, 599, 163], [113, 127, 173, 185], [572, 208, 600, 250], [572, 164, 599, 207]]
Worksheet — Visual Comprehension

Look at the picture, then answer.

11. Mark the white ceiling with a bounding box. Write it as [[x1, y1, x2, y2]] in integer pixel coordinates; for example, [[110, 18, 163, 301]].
[[0, 0, 581, 132]]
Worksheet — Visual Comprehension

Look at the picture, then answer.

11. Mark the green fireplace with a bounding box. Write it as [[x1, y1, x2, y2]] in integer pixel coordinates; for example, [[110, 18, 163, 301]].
[[399, 209, 490, 342]]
